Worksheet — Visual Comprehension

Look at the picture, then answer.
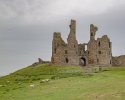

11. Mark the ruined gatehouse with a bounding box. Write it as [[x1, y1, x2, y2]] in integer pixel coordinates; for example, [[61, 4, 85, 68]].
[[51, 20, 112, 67]]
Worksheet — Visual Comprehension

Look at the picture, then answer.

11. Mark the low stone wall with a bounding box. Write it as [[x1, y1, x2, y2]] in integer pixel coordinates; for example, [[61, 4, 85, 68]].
[[112, 55, 125, 66], [32, 58, 50, 66]]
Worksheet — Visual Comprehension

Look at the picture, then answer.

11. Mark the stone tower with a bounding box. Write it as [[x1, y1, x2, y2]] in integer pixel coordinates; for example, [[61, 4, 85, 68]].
[[90, 24, 98, 40], [67, 20, 79, 65], [51, 19, 112, 67], [51, 32, 67, 65], [88, 24, 98, 65], [51, 20, 79, 66], [96, 35, 112, 66], [87, 24, 112, 66]]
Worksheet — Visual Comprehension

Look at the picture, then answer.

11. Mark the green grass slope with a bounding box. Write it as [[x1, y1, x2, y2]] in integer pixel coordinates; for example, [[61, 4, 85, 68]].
[[0, 64, 125, 100]]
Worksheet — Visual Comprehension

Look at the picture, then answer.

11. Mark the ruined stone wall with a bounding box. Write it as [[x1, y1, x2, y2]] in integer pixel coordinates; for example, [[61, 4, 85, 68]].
[[96, 35, 112, 66], [51, 20, 112, 67], [51, 20, 80, 66], [51, 32, 68, 65], [67, 20, 79, 65], [78, 44, 85, 56], [87, 24, 112, 67], [87, 39, 97, 65], [112, 55, 125, 66], [87, 24, 98, 65]]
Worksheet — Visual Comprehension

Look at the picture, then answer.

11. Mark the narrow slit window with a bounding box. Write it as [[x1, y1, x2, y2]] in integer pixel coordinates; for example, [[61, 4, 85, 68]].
[[97, 59, 99, 63], [65, 50, 68, 54], [54, 48, 56, 53], [98, 42, 101, 47], [109, 42, 111, 48], [65, 58, 69, 63]]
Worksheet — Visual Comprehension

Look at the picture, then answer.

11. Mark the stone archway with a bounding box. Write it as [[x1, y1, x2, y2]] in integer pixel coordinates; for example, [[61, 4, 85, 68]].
[[79, 57, 86, 66]]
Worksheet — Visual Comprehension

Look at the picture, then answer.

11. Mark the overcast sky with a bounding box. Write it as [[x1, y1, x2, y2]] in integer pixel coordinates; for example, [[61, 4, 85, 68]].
[[0, 0, 125, 75]]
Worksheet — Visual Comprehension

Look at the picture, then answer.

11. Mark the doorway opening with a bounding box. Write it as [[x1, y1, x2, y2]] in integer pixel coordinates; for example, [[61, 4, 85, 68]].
[[80, 57, 86, 66]]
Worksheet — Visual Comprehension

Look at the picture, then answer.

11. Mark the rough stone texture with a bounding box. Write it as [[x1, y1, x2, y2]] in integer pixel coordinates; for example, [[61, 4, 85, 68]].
[[112, 55, 125, 66], [32, 58, 50, 66], [96, 35, 112, 66], [51, 20, 112, 67], [67, 20, 79, 65], [38, 58, 44, 63], [51, 32, 67, 65]]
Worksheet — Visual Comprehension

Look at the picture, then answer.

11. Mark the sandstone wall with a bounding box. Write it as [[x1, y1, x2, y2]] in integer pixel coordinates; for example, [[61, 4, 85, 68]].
[[51, 20, 112, 67], [88, 24, 98, 65], [96, 35, 112, 66], [67, 20, 79, 65], [51, 32, 67, 65], [112, 55, 125, 66]]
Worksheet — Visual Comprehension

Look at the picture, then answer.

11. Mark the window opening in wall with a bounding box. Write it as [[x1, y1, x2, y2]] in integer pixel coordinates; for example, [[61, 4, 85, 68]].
[[65, 58, 69, 63], [97, 59, 99, 63], [74, 45, 75, 48], [65, 50, 68, 54], [109, 42, 111, 48], [98, 41, 101, 47], [110, 60, 112, 64], [85, 45, 87, 51], [91, 33, 93, 36], [54, 48, 56, 53], [99, 51, 101, 54]]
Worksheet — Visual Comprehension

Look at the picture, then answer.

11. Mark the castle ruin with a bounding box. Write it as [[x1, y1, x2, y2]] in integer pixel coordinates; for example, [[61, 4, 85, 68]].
[[51, 20, 112, 67]]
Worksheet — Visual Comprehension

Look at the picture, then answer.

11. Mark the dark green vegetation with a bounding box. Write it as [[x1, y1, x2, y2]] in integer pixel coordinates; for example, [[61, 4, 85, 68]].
[[0, 64, 125, 100]]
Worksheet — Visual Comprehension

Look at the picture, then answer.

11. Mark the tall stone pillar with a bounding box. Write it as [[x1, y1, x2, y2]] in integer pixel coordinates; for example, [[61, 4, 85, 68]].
[[90, 24, 98, 40], [67, 19, 79, 65]]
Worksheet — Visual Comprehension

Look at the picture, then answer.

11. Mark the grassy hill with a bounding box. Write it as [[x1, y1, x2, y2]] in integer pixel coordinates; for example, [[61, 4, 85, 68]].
[[0, 64, 125, 100]]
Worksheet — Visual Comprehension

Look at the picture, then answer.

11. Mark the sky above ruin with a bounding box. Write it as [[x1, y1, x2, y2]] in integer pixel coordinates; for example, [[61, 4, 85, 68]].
[[0, 0, 125, 75]]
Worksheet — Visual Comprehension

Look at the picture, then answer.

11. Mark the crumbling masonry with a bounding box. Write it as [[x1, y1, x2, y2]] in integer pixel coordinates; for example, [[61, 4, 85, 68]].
[[51, 20, 112, 67]]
